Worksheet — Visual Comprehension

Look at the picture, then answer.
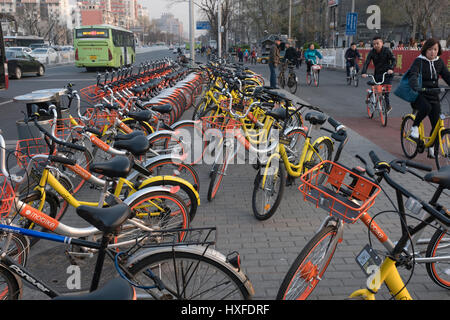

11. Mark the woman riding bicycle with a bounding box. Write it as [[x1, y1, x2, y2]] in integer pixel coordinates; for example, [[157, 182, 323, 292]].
[[304, 43, 323, 74], [408, 38, 450, 157]]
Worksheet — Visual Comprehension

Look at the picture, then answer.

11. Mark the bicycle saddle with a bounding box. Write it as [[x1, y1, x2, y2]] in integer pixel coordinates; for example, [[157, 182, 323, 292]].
[[115, 130, 145, 141], [424, 166, 450, 189], [151, 104, 173, 114], [53, 278, 135, 300], [113, 134, 150, 156], [267, 108, 288, 121], [127, 109, 152, 122], [305, 112, 327, 125], [90, 156, 133, 178], [76, 203, 132, 235]]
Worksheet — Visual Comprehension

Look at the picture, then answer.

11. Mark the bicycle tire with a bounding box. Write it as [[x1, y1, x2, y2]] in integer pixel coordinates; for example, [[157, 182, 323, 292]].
[[306, 72, 312, 86], [425, 227, 450, 290], [400, 115, 419, 159], [278, 72, 286, 89], [252, 161, 285, 221], [435, 128, 450, 169], [120, 118, 154, 137], [288, 73, 298, 95], [207, 159, 226, 202], [314, 71, 319, 87], [0, 265, 21, 300], [379, 97, 388, 127], [171, 121, 206, 166], [0, 231, 29, 267], [143, 157, 200, 193], [127, 190, 189, 240], [366, 92, 375, 119], [192, 96, 211, 121], [11, 191, 59, 247], [147, 132, 185, 160], [127, 249, 251, 300], [353, 74, 359, 88], [277, 225, 339, 300]]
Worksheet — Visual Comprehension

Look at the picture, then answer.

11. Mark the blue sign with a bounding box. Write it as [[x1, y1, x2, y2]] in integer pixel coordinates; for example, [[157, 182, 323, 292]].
[[196, 21, 211, 30], [346, 13, 358, 36]]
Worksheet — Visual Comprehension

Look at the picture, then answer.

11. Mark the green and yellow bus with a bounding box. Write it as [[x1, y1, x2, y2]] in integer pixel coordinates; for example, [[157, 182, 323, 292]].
[[74, 25, 136, 71]]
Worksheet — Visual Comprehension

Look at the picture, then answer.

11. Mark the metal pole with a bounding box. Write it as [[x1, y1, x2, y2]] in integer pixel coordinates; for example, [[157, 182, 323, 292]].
[[288, 0, 292, 40], [349, 0, 355, 45], [218, 0, 222, 58], [189, 0, 195, 61]]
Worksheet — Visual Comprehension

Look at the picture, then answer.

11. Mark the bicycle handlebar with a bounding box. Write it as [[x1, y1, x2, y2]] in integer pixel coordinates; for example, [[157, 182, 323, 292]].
[[367, 72, 389, 85]]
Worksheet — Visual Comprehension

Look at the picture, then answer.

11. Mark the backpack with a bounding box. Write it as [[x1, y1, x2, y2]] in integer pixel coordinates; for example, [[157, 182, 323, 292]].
[[394, 59, 422, 103]]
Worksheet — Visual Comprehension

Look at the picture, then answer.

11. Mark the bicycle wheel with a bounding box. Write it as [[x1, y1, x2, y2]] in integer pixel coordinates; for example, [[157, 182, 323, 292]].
[[435, 128, 450, 169], [353, 74, 359, 88], [379, 97, 388, 127], [425, 228, 450, 290], [288, 73, 298, 95], [252, 161, 285, 221], [278, 72, 286, 89], [314, 71, 319, 87], [207, 159, 226, 202], [0, 231, 29, 267], [192, 96, 211, 121], [127, 190, 189, 238], [366, 92, 375, 119], [127, 249, 251, 300], [400, 115, 419, 159], [171, 121, 206, 166], [0, 265, 21, 300], [277, 225, 339, 300], [307, 139, 333, 172], [10, 190, 59, 247], [306, 71, 312, 86], [146, 132, 185, 160]]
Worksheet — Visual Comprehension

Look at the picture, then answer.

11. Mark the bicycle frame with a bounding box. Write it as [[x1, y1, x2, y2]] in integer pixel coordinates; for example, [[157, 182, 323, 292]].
[[404, 113, 447, 150]]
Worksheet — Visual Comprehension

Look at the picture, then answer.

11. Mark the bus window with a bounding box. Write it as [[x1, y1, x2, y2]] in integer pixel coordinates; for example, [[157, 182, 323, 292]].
[[0, 24, 8, 90]]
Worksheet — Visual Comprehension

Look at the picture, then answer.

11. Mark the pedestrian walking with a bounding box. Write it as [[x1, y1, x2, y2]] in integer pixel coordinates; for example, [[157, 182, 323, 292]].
[[268, 37, 281, 89], [251, 48, 257, 65], [296, 47, 303, 69], [238, 48, 243, 63]]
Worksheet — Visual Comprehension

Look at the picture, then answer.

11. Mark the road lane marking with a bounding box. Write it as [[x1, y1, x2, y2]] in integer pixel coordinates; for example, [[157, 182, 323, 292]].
[[0, 100, 13, 106]]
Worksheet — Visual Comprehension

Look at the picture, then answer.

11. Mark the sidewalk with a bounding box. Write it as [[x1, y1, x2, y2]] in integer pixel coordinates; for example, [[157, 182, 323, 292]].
[[22, 66, 450, 300]]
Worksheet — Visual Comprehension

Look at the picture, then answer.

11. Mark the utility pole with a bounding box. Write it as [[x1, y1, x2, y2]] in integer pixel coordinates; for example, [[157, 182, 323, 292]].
[[189, 0, 195, 61]]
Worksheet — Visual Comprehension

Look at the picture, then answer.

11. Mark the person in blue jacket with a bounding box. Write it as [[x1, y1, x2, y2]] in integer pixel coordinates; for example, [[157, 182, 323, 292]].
[[304, 43, 323, 74]]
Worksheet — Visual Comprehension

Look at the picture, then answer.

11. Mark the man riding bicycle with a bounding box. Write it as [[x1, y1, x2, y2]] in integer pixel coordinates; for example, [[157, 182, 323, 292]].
[[345, 42, 361, 80], [362, 36, 396, 114], [284, 42, 297, 66], [304, 43, 323, 74]]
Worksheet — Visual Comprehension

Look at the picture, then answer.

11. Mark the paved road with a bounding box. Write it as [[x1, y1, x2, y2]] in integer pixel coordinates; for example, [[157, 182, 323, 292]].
[[2, 50, 449, 300]]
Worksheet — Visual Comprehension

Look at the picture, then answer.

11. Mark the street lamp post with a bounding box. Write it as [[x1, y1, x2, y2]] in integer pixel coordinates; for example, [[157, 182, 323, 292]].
[[218, 0, 222, 58], [288, 0, 292, 39]]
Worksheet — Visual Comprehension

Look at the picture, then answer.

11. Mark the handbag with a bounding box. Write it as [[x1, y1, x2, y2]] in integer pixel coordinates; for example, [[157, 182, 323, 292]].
[[394, 59, 422, 103]]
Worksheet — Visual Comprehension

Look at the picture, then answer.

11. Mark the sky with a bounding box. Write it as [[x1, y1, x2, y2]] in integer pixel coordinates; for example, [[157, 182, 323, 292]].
[[142, 0, 191, 27]]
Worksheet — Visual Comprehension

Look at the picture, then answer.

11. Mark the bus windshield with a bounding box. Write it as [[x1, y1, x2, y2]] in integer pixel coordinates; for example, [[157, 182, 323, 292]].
[[76, 28, 109, 39]]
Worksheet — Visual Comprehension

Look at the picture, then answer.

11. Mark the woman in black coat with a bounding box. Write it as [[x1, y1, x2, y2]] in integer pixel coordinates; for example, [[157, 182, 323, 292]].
[[408, 39, 450, 156]]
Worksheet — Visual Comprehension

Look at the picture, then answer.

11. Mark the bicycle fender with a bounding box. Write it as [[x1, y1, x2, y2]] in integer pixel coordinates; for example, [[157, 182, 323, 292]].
[[146, 130, 176, 141], [137, 175, 200, 205], [170, 120, 200, 130], [122, 185, 178, 207], [126, 154, 187, 181], [402, 114, 416, 121], [261, 153, 281, 189], [125, 245, 255, 297]]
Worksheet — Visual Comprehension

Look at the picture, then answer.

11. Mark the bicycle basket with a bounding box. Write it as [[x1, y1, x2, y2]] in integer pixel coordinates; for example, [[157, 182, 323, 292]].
[[0, 174, 15, 218], [79, 85, 105, 104], [299, 161, 381, 224], [15, 138, 51, 169], [312, 65, 322, 71], [83, 108, 117, 133], [201, 115, 242, 132]]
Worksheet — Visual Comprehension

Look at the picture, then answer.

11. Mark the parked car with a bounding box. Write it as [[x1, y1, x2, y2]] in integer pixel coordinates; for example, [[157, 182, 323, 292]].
[[29, 43, 49, 50], [6, 50, 45, 79], [30, 47, 59, 64], [6, 47, 32, 55]]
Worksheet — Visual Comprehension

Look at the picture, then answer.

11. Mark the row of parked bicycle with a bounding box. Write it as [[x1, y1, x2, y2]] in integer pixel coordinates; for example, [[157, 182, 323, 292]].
[[0, 57, 449, 300]]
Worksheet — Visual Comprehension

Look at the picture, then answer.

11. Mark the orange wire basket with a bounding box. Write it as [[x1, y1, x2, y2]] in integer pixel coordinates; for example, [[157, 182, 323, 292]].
[[0, 174, 15, 218], [79, 85, 105, 104], [201, 115, 243, 132], [15, 138, 51, 169], [299, 161, 381, 224], [373, 84, 392, 94]]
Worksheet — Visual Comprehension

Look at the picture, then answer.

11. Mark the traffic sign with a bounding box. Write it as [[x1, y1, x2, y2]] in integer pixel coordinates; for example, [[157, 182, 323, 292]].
[[196, 21, 211, 30], [346, 12, 358, 36]]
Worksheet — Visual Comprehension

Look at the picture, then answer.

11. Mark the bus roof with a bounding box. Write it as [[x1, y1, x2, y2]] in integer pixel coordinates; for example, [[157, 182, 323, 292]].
[[75, 25, 133, 33]]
